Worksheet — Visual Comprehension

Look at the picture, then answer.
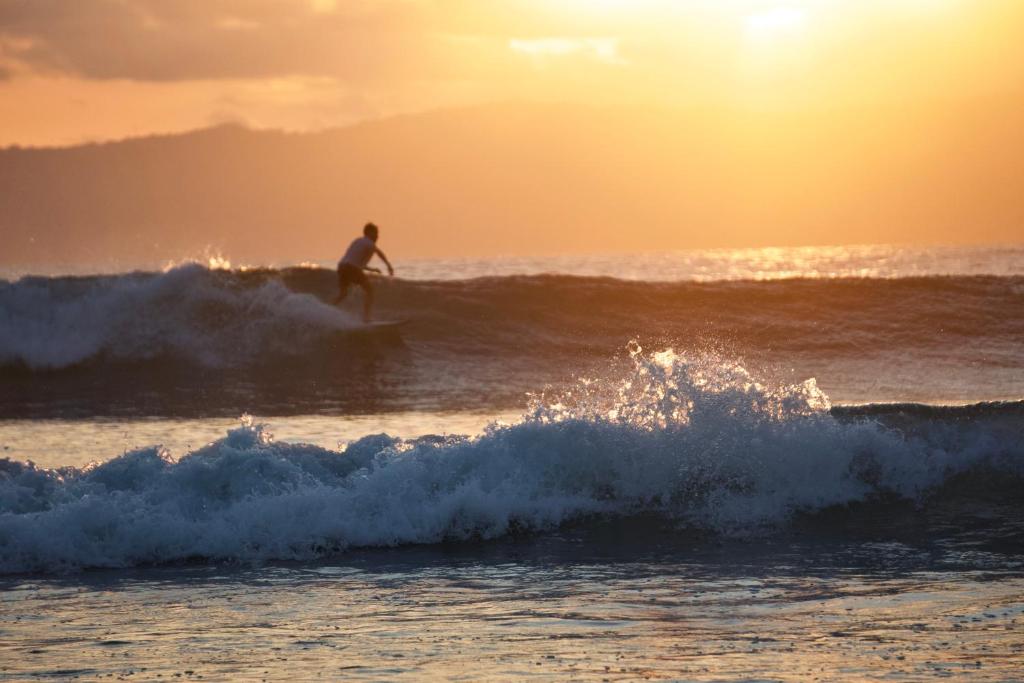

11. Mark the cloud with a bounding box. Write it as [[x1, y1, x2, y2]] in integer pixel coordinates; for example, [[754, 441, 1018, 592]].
[[509, 37, 625, 66], [4, 0, 1020, 148], [0, 0, 486, 82]]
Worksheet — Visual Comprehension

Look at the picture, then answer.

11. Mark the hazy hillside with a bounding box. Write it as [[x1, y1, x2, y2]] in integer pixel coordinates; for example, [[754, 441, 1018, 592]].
[[1, 99, 1022, 269]]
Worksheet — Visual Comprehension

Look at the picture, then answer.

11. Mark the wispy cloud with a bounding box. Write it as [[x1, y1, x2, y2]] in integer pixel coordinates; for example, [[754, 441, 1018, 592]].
[[509, 37, 625, 66], [0, 0, 447, 81]]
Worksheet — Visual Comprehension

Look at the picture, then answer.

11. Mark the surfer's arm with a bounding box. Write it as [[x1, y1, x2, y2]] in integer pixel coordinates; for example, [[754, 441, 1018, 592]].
[[374, 248, 394, 276]]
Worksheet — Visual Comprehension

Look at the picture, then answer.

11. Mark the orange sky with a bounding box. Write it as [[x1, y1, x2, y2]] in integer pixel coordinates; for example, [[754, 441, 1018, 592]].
[[1, 0, 1022, 147], [1, 0, 1022, 261]]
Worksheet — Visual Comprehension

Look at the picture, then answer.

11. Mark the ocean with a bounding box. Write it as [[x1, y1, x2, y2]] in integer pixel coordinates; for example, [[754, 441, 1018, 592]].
[[1, 244, 1023, 680]]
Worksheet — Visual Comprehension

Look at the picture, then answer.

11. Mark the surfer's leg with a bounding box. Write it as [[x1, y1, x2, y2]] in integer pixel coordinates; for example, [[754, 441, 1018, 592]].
[[361, 281, 374, 323], [333, 283, 349, 305], [333, 266, 350, 305]]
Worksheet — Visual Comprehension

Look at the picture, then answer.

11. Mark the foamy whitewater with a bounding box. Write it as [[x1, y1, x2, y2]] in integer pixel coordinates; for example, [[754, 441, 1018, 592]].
[[0, 264, 364, 370], [2, 346, 1021, 574]]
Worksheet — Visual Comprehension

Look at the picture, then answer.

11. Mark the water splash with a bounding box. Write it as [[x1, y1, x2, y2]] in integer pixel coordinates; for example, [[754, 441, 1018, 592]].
[[528, 342, 830, 429], [0, 264, 361, 369], [0, 347, 1019, 573]]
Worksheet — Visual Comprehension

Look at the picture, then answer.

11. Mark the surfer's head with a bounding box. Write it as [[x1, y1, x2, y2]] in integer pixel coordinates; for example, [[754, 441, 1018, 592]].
[[363, 222, 379, 241]]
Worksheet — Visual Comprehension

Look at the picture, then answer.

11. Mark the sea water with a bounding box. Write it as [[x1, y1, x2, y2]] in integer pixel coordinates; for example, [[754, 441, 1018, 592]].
[[1, 244, 1022, 680]]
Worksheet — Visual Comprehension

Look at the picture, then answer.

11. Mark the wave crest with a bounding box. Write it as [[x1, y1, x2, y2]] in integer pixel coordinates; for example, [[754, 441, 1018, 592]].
[[2, 348, 1019, 574], [3, 265, 1022, 373], [0, 264, 360, 370]]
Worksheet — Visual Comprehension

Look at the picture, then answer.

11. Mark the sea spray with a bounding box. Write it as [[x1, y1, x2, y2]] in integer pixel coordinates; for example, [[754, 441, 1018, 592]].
[[0, 264, 361, 370], [1, 346, 1020, 573]]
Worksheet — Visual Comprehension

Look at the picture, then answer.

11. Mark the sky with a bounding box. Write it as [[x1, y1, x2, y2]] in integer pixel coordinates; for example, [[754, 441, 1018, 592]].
[[1, 0, 1023, 147]]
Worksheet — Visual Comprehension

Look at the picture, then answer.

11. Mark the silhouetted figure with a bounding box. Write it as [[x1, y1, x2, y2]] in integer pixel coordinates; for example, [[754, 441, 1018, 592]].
[[333, 222, 394, 323]]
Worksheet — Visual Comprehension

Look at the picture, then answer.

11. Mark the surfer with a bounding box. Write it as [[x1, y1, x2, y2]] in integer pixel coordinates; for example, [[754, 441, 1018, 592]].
[[333, 222, 394, 323]]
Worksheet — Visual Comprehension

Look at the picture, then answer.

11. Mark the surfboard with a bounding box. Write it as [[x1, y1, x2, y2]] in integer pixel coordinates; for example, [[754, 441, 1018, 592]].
[[353, 319, 409, 333]]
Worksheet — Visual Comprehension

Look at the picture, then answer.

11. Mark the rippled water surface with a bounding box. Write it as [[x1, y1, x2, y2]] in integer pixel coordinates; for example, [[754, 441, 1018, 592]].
[[2, 536, 1022, 681]]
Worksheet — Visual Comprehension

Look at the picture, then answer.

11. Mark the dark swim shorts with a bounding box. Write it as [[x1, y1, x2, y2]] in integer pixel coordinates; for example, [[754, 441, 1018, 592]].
[[337, 263, 369, 288]]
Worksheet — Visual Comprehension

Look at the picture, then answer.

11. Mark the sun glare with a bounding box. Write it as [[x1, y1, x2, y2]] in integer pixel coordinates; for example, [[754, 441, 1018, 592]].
[[744, 6, 809, 38]]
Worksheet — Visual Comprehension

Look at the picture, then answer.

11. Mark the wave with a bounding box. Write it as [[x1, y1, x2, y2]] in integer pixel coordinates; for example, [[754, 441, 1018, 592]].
[[2, 348, 1021, 574], [0, 264, 369, 370], [2, 264, 1022, 416], [2, 264, 1022, 371]]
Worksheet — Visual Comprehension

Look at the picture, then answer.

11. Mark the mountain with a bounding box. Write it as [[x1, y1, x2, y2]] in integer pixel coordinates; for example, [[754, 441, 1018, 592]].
[[1, 99, 1022, 269]]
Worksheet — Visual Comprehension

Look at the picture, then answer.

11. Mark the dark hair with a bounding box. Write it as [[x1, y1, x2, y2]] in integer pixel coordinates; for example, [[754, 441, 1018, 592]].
[[363, 222, 379, 237]]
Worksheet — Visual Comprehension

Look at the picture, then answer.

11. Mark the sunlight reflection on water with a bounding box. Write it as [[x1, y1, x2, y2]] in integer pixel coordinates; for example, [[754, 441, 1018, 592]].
[[0, 411, 521, 469], [4, 243, 1021, 282], [2, 549, 1022, 681], [394, 243, 1024, 282]]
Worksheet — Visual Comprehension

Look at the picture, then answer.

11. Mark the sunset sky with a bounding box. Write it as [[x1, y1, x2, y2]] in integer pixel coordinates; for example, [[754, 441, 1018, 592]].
[[2, 0, 1023, 147]]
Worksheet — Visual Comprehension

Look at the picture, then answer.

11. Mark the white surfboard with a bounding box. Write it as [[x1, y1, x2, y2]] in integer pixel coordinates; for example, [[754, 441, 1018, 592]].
[[358, 319, 409, 332]]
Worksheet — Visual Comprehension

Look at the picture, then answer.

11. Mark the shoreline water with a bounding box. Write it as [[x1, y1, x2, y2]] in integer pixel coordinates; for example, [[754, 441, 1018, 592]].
[[2, 524, 1023, 680]]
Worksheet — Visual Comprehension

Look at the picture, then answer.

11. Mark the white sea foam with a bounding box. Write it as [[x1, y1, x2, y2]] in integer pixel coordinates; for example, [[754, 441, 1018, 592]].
[[0, 264, 359, 369], [1, 347, 1018, 574]]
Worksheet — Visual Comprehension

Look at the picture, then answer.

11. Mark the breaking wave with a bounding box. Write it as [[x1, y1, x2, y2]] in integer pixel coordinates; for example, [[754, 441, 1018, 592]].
[[0, 264, 366, 370], [1, 264, 1022, 371], [2, 347, 1021, 574]]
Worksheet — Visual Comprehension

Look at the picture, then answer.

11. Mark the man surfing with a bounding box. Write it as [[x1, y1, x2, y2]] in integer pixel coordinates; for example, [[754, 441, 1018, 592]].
[[333, 222, 394, 323]]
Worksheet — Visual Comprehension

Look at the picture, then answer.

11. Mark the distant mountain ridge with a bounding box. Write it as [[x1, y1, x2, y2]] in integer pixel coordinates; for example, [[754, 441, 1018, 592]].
[[2, 100, 1022, 269]]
